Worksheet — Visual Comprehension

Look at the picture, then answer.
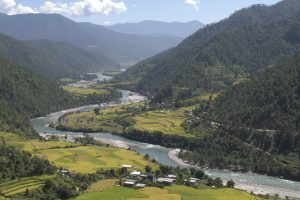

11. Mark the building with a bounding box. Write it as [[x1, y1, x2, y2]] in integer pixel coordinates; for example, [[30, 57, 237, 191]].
[[130, 171, 141, 177], [157, 178, 175, 186], [123, 180, 136, 187]]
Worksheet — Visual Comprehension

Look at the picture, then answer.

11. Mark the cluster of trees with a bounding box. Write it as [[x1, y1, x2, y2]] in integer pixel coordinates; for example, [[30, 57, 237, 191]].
[[0, 138, 56, 182], [19, 173, 102, 200]]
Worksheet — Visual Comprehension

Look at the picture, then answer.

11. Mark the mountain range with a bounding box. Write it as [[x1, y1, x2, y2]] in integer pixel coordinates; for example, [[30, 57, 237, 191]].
[[116, 0, 300, 93], [0, 13, 184, 65], [108, 20, 204, 38]]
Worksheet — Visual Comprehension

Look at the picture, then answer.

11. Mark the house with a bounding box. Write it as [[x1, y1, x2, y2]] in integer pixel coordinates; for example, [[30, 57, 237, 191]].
[[185, 177, 199, 186], [135, 183, 146, 188], [123, 180, 136, 187], [167, 174, 177, 179], [121, 164, 133, 169], [157, 178, 175, 186], [130, 171, 141, 177], [140, 173, 156, 182]]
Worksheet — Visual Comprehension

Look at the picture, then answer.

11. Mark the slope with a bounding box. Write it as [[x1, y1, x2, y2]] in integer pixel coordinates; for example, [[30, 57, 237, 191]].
[[0, 57, 78, 136], [0, 32, 116, 78], [0, 13, 182, 65], [116, 0, 300, 94]]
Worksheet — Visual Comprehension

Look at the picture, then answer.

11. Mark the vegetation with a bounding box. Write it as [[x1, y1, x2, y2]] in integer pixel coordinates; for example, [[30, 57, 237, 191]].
[[37, 145, 157, 173], [0, 138, 56, 183], [181, 53, 300, 181], [115, 0, 300, 94], [0, 175, 52, 197], [0, 32, 115, 79], [77, 184, 260, 200], [0, 56, 80, 136]]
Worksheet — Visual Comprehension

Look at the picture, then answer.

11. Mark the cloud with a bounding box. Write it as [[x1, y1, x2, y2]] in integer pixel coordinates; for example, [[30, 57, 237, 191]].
[[0, 0, 127, 16], [184, 0, 200, 11], [102, 21, 112, 26]]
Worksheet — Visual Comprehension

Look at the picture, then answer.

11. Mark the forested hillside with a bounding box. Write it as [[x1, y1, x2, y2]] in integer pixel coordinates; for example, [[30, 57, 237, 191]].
[[181, 52, 300, 180], [0, 57, 78, 136], [0, 33, 116, 78], [116, 0, 300, 94]]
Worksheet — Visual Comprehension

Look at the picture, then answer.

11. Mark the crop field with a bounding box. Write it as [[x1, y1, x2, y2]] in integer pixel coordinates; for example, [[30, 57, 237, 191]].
[[76, 184, 261, 200], [133, 107, 194, 136], [38, 146, 157, 173], [62, 86, 108, 96], [0, 175, 51, 197]]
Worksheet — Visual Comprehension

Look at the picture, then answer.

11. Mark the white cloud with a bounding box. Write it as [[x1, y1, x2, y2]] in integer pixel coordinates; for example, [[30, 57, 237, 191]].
[[0, 0, 127, 16], [184, 0, 200, 11]]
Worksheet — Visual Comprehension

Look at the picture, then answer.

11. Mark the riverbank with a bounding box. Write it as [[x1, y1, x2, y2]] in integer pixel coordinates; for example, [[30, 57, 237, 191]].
[[168, 148, 300, 199]]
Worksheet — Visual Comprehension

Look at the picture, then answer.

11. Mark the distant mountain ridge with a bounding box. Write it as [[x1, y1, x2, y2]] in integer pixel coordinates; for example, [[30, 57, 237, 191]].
[[0, 32, 115, 78], [116, 0, 300, 93], [108, 20, 204, 38], [0, 13, 182, 65]]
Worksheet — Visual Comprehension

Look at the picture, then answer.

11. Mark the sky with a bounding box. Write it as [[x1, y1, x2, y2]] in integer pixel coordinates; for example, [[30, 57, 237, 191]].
[[0, 0, 282, 25]]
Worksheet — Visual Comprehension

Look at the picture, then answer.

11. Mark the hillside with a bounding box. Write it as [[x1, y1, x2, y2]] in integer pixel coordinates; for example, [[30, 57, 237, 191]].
[[0, 33, 116, 78], [0, 57, 78, 136], [108, 20, 204, 37], [116, 0, 300, 93], [205, 52, 300, 153], [181, 52, 300, 181], [0, 13, 182, 65]]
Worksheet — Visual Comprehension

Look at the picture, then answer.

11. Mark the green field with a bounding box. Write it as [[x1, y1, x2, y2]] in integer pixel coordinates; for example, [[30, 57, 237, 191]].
[[37, 146, 157, 173], [133, 107, 195, 136], [77, 181, 261, 200], [58, 105, 196, 137], [0, 175, 51, 197], [62, 86, 109, 96]]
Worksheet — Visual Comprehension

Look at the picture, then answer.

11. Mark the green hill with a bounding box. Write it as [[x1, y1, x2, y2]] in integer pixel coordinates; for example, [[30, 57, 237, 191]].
[[184, 52, 300, 181], [116, 0, 300, 94], [0, 57, 78, 136], [0, 33, 117, 78]]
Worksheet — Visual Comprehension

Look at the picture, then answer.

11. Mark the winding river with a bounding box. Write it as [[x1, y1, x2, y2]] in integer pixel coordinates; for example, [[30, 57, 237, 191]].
[[31, 73, 300, 198]]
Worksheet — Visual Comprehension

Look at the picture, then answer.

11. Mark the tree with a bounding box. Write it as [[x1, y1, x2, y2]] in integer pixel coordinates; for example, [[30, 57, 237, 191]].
[[94, 108, 100, 115], [226, 179, 235, 188]]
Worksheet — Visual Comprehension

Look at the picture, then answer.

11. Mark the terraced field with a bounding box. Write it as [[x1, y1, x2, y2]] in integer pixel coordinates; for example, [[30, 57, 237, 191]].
[[77, 182, 261, 200], [133, 107, 195, 136], [0, 176, 51, 197], [62, 86, 109, 96], [38, 146, 158, 173]]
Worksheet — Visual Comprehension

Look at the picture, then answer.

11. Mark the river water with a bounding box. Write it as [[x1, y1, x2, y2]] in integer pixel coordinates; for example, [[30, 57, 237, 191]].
[[30, 73, 300, 198]]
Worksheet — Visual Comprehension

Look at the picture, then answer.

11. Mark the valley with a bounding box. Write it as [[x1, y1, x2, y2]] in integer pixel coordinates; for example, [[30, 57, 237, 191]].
[[1, 0, 300, 199]]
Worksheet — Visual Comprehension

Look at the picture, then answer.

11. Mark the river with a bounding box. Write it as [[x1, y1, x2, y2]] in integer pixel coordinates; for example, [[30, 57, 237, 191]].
[[30, 73, 300, 198]]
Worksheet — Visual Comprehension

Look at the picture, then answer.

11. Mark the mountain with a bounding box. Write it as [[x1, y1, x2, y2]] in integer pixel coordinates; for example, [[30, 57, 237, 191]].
[[0, 13, 182, 65], [116, 0, 300, 94], [0, 32, 116, 78], [185, 52, 300, 181], [0, 56, 79, 136], [108, 20, 204, 38]]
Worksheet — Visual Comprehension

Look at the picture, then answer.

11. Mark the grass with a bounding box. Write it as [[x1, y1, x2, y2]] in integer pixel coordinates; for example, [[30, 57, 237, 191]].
[[76, 183, 261, 200], [87, 179, 118, 192], [133, 107, 195, 137], [166, 185, 261, 200], [37, 146, 157, 173], [0, 175, 52, 197], [76, 187, 146, 200], [62, 86, 109, 96]]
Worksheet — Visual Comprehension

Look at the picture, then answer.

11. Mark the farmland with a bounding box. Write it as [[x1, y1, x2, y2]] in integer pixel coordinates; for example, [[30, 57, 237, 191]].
[[37, 146, 158, 173], [62, 86, 109, 96], [76, 181, 261, 200], [0, 176, 52, 197]]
